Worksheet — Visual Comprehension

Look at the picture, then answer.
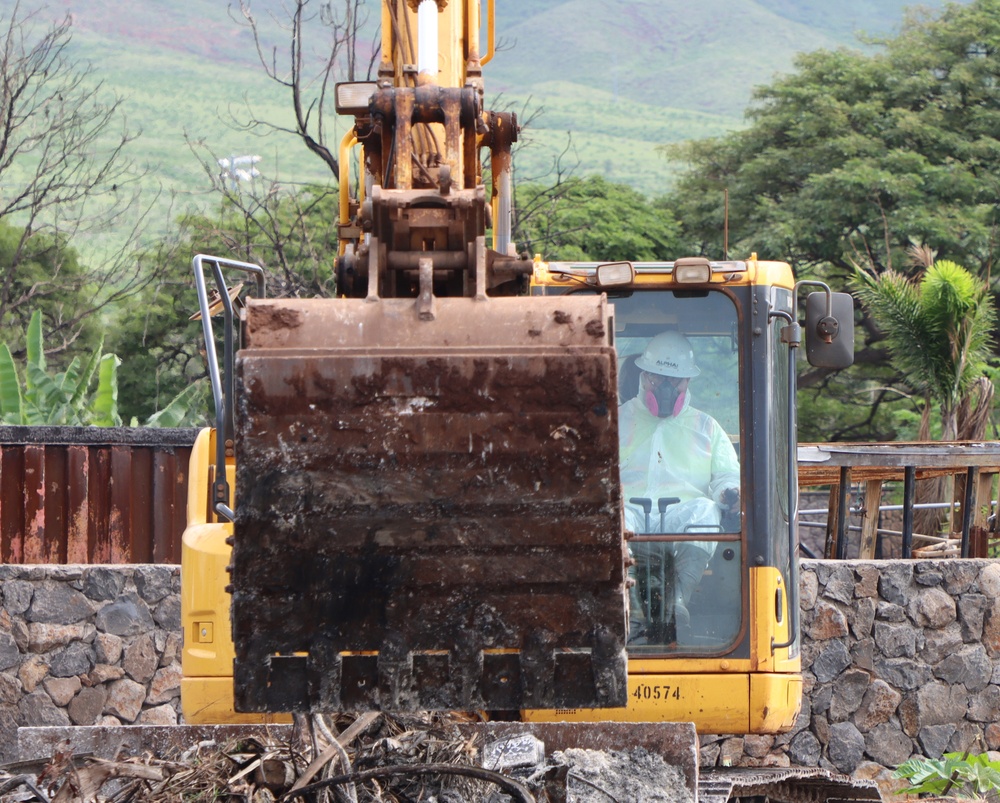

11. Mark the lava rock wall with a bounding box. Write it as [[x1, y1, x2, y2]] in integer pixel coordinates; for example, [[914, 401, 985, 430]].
[[0, 565, 180, 762], [702, 559, 1000, 781], [3, 559, 1000, 779]]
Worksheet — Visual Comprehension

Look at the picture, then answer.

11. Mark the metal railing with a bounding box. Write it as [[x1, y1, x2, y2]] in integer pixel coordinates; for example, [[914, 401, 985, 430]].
[[798, 442, 1000, 559]]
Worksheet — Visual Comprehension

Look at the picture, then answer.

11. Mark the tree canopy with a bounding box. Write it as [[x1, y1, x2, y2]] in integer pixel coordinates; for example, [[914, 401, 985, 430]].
[[11, 0, 1000, 441], [110, 186, 341, 421], [662, 0, 1000, 440], [668, 0, 1000, 278], [515, 176, 683, 262], [0, 6, 154, 358]]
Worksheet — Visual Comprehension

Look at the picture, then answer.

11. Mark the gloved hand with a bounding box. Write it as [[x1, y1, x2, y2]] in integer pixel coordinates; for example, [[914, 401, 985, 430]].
[[719, 487, 740, 533], [720, 487, 740, 512]]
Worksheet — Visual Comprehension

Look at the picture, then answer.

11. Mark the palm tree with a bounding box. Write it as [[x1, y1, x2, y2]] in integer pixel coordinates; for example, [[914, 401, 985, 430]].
[[854, 254, 996, 538], [854, 257, 995, 441]]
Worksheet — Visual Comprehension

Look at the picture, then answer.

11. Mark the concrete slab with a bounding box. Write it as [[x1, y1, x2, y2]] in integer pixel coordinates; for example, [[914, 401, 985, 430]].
[[458, 721, 699, 793]]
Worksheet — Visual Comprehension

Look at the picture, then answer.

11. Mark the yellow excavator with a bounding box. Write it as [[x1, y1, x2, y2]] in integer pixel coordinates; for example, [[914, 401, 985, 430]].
[[181, 1, 873, 799]]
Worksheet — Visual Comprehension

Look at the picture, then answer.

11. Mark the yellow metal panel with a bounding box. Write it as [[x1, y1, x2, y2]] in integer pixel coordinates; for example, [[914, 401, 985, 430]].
[[182, 428, 242, 706], [531, 258, 795, 290], [180, 521, 233, 678], [750, 566, 802, 674], [381, 3, 393, 75], [436, 0, 467, 87], [749, 674, 802, 733], [339, 131, 359, 249], [750, 566, 800, 673], [751, 566, 785, 672], [381, 0, 475, 88], [525, 669, 801, 735], [523, 673, 750, 733], [182, 430, 283, 725], [627, 657, 752, 674], [186, 428, 214, 527], [772, 636, 802, 674], [182, 677, 291, 726], [747, 258, 795, 290], [185, 427, 236, 522]]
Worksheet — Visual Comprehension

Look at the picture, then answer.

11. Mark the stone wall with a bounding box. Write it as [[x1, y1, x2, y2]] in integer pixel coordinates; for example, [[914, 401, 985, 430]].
[[4, 560, 1000, 779], [701, 558, 1000, 781], [0, 565, 181, 762]]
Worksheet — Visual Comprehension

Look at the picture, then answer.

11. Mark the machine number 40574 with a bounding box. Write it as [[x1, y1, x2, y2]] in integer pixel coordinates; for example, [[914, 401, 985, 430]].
[[632, 684, 681, 701]]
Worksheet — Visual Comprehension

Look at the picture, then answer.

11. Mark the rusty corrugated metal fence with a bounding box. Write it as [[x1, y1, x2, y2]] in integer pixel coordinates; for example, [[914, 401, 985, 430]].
[[0, 427, 198, 565]]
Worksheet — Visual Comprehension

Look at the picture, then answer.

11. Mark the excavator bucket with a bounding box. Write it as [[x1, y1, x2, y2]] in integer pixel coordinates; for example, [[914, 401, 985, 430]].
[[230, 294, 628, 713]]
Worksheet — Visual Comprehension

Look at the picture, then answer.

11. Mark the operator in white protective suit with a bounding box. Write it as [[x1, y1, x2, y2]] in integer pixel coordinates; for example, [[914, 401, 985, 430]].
[[619, 331, 740, 642]]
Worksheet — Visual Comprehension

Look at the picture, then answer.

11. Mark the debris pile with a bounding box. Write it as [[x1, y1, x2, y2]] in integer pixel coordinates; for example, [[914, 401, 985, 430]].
[[550, 748, 691, 803], [0, 714, 691, 802]]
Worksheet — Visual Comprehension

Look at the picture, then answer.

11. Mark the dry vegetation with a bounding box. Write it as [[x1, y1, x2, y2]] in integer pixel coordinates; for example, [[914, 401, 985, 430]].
[[0, 713, 534, 803]]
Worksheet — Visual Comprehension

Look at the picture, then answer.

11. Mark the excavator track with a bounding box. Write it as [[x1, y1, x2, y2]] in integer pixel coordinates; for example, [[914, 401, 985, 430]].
[[230, 294, 628, 713], [699, 767, 881, 803]]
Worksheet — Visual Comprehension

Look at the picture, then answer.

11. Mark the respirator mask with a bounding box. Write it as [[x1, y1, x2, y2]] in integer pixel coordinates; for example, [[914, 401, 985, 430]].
[[642, 374, 686, 418]]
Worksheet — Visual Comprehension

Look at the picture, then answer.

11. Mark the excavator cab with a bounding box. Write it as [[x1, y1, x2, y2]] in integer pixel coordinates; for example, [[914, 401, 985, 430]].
[[181, 251, 855, 732], [611, 292, 744, 656], [522, 256, 854, 732]]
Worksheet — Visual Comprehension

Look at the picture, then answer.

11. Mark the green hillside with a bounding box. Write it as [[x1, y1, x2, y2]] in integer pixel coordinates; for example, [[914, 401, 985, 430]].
[[502, 82, 737, 195], [0, 0, 352, 256], [489, 0, 842, 117], [753, 0, 943, 38], [0, 0, 969, 255], [488, 0, 960, 194]]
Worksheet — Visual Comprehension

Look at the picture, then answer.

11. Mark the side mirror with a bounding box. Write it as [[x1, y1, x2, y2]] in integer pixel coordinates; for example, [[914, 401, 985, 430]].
[[805, 291, 854, 369]]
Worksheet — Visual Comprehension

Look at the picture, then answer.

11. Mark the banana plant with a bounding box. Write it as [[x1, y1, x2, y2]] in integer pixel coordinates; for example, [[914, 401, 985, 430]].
[[894, 752, 1000, 799], [139, 383, 204, 427], [0, 310, 202, 427]]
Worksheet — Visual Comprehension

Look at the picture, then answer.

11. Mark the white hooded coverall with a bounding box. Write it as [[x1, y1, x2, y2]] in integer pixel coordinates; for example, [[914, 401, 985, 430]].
[[619, 392, 740, 551]]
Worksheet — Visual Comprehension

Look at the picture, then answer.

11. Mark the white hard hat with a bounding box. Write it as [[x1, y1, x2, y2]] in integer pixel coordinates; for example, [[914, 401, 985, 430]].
[[634, 331, 700, 378]]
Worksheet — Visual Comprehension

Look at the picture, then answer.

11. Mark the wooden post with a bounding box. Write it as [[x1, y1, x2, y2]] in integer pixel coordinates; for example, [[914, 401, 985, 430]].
[[858, 480, 883, 560], [960, 467, 979, 559], [971, 470, 996, 558]]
